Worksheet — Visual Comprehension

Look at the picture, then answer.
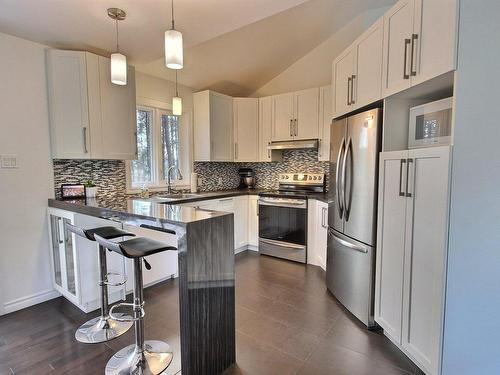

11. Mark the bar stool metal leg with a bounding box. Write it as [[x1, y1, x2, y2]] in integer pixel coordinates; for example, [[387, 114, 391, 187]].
[[105, 258, 173, 375], [75, 245, 133, 344]]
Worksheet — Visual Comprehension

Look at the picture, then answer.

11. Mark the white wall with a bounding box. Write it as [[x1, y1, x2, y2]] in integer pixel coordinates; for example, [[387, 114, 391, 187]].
[[135, 71, 194, 110], [251, 8, 386, 97], [442, 1, 500, 374], [0, 33, 57, 314]]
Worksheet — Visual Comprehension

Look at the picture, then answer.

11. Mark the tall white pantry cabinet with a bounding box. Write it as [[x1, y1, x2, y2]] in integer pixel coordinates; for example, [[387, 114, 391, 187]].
[[375, 146, 451, 375]]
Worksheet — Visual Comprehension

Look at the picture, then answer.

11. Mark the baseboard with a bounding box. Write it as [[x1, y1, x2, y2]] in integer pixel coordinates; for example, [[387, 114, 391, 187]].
[[2, 289, 60, 315], [247, 245, 259, 252]]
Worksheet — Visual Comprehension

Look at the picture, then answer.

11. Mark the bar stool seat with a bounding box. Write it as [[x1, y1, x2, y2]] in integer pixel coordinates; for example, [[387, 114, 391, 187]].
[[65, 223, 135, 344], [94, 234, 177, 375]]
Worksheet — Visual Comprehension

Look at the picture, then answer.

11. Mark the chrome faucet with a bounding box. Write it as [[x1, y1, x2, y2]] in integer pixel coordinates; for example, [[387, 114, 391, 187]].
[[166, 165, 183, 194]]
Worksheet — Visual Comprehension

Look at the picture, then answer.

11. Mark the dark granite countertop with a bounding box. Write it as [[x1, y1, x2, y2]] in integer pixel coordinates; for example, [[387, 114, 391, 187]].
[[48, 189, 331, 229], [144, 189, 331, 204]]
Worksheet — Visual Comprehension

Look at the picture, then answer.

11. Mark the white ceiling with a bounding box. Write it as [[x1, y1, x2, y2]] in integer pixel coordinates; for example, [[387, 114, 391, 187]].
[[0, 0, 395, 96]]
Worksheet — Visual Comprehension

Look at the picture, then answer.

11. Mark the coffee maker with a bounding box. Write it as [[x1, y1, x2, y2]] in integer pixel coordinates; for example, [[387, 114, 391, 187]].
[[238, 168, 255, 189]]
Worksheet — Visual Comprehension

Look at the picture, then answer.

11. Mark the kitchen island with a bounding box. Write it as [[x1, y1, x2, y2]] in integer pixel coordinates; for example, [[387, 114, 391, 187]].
[[48, 197, 235, 375]]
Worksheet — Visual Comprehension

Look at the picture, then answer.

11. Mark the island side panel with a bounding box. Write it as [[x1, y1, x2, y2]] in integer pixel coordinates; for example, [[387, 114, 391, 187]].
[[178, 213, 235, 375]]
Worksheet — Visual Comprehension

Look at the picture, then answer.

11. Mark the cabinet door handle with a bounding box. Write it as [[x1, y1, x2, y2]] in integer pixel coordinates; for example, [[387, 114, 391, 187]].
[[399, 159, 406, 197], [347, 77, 352, 105], [403, 38, 411, 79], [290, 119, 293, 137], [321, 207, 328, 228], [57, 217, 64, 244], [350, 75, 356, 105], [294, 119, 298, 136], [318, 138, 322, 157], [267, 141, 271, 159], [234, 143, 238, 159], [82, 127, 88, 153], [405, 158, 413, 197], [410, 34, 418, 76]]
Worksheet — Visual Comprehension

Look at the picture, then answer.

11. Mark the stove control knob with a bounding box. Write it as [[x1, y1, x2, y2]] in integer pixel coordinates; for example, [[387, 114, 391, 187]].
[[286, 175, 289, 179], [313, 176, 317, 180]]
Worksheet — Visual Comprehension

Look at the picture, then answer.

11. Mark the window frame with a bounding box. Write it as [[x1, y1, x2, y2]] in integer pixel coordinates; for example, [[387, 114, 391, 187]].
[[126, 100, 192, 194]]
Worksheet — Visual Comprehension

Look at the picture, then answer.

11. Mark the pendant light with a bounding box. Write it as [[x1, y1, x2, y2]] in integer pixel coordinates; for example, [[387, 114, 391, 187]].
[[108, 8, 127, 85], [172, 70, 182, 116], [164, 0, 183, 69]]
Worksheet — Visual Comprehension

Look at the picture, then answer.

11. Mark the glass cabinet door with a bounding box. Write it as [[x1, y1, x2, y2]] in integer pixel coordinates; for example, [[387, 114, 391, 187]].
[[49, 214, 63, 288], [62, 217, 76, 296], [48, 212, 78, 301]]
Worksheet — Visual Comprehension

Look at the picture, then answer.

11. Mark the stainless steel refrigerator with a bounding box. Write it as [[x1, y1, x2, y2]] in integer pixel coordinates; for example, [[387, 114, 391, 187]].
[[326, 108, 381, 328]]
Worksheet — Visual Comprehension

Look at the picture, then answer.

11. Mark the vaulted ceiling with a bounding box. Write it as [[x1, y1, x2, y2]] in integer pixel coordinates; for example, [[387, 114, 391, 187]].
[[0, 0, 395, 96]]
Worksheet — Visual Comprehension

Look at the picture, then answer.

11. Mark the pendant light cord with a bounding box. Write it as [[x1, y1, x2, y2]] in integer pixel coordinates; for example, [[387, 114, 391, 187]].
[[175, 70, 179, 96], [171, 0, 175, 29], [115, 19, 120, 52]]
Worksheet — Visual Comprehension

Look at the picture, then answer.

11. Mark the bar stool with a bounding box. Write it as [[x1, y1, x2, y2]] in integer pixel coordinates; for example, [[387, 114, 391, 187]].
[[94, 234, 176, 375], [65, 223, 135, 344]]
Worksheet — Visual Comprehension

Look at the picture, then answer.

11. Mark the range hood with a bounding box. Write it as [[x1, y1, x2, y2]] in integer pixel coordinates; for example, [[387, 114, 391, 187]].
[[267, 139, 318, 151]]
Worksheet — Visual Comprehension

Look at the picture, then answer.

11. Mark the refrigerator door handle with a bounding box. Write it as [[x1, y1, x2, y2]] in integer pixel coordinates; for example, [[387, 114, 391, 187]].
[[343, 137, 353, 221], [406, 158, 413, 197], [328, 228, 369, 253], [335, 138, 346, 219]]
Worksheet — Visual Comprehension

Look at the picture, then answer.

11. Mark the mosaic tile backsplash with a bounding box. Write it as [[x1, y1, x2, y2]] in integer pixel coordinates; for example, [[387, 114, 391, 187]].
[[194, 149, 330, 191], [53, 150, 330, 198], [53, 159, 127, 200]]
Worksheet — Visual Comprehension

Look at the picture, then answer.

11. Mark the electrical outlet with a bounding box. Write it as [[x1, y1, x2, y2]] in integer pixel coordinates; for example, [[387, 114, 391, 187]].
[[197, 177, 202, 186], [218, 177, 222, 185], [1, 154, 19, 169]]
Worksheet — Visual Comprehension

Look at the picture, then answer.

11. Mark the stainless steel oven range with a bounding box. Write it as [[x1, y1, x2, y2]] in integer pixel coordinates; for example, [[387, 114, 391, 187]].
[[258, 173, 325, 263]]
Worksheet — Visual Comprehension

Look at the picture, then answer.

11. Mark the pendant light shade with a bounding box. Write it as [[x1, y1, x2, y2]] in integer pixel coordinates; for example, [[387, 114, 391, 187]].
[[172, 96, 182, 115], [165, 29, 183, 69], [165, 0, 183, 69], [172, 70, 182, 115], [111, 53, 127, 85], [108, 8, 127, 85]]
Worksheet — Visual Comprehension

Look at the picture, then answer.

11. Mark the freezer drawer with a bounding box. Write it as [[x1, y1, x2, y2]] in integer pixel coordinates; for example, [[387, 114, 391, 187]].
[[326, 228, 375, 327]]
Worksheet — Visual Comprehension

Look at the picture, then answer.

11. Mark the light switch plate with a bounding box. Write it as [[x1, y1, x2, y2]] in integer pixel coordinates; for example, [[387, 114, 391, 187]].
[[1, 154, 19, 169]]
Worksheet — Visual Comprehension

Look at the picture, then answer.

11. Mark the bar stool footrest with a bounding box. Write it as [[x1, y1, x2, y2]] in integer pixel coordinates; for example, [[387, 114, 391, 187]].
[[101, 271, 127, 287], [109, 302, 144, 322]]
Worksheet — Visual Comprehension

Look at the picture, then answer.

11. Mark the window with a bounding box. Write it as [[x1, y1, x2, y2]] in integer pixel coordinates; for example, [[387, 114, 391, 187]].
[[128, 105, 191, 191]]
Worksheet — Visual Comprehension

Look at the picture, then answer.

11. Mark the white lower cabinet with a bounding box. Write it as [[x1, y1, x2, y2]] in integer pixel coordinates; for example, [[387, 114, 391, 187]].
[[247, 195, 259, 249], [123, 225, 178, 292], [307, 200, 328, 270], [375, 146, 451, 375], [48, 209, 178, 312], [179, 195, 259, 253]]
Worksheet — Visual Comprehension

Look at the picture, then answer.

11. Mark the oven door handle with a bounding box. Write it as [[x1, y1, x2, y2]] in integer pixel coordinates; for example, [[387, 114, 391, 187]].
[[259, 238, 305, 250], [258, 198, 306, 207]]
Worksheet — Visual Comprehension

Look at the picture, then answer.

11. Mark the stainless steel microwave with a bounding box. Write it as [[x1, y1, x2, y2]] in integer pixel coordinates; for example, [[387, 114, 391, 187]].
[[409, 97, 453, 149]]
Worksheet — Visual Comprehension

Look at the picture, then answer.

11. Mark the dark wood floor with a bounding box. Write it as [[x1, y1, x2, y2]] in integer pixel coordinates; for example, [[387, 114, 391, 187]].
[[0, 251, 423, 375]]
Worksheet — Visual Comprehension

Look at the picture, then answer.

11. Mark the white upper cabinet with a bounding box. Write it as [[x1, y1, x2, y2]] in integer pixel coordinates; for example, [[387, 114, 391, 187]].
[[233, 98, 259, 162], [46, 50, 91, 159], [332, 19, 384, 118], [318, 85, 332, 161], [294, 88, 319, 140], [382, 0, 414, 97], [410, 0, 458, 86], [354, 19, 384, 107], [97, 56, 137, 160], [272, 92, 295, 141], [272, 88, 319, 141], [382, 0, 458, 97], [46, 49, 137, 160], [193, 90, 234, 161], [332, 47, 356, 118], [259, 96, 273, 161]]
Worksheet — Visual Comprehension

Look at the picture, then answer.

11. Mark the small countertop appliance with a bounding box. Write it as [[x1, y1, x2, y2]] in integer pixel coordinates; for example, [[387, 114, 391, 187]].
[[238, 168, 255, 189]]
